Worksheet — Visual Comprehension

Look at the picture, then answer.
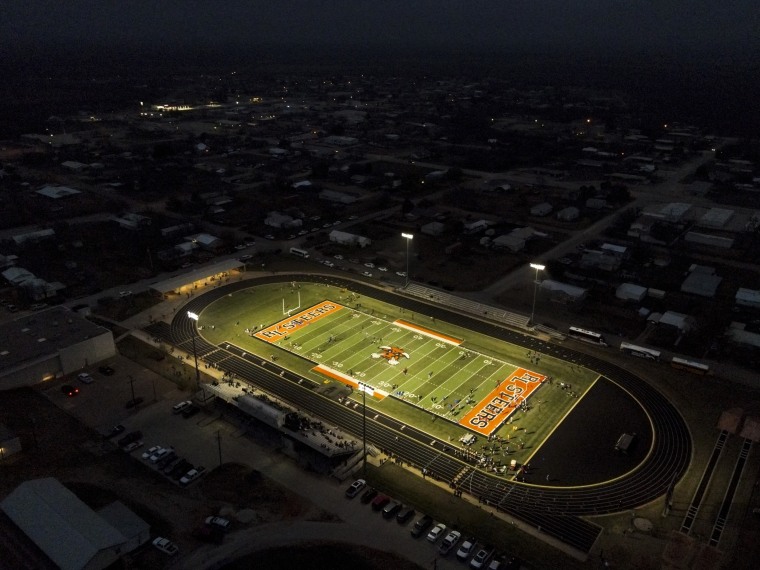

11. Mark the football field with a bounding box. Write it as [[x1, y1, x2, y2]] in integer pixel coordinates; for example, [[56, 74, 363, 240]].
[[196, 281, 597, 452], [241, 299, 546, 436]]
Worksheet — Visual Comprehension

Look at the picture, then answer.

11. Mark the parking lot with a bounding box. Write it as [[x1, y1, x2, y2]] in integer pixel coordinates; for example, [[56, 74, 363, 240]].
[[36, 353, 490, 569]]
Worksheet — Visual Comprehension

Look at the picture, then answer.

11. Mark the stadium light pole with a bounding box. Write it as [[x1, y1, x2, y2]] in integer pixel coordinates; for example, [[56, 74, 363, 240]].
[[187, 311, 201, 393], [402, 233, 414, 288], [529, 263, 545, 327], [359, 381, 367, 478]]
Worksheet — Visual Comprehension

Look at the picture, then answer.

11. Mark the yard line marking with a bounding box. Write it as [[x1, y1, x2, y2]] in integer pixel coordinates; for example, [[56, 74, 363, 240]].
[[458, 367, 547, 436], [312, 364, 388, 400], [254, 301, 343, 343], [393, 319, 462, 345]]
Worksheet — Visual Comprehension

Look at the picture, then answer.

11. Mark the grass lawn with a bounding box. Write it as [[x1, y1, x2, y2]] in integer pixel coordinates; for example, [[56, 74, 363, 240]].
[[196, 282, 597, 471]]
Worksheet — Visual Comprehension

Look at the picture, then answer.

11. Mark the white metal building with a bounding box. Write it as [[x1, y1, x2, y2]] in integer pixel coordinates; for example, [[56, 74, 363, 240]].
[[0, 478, 128, 570]]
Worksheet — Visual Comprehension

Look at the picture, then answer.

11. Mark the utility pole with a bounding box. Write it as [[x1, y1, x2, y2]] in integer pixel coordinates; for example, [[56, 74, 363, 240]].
[[128, 375, 137, 407], [217, 430, 222, 468]]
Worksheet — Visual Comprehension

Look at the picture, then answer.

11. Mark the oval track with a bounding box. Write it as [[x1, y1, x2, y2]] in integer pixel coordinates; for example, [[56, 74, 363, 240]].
[[154, 274, 692, 554]]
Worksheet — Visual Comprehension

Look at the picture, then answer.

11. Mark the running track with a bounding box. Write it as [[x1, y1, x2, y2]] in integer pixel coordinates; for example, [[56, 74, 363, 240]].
[[150, 274, 692, 555]]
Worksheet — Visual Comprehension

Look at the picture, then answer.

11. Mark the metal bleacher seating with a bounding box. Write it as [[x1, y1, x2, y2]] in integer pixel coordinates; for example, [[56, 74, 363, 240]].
[[401, 283, 532, 330]]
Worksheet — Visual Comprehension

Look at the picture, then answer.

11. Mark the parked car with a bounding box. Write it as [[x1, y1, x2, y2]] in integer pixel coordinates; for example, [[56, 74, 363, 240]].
[[371, 494, 390, 511], [426, 523, 447, 543], [159, 453, 179, 468], [411, 514, 433, 537], [205, 516, 232, 532], [396, 506, 415, 524], [439, 530, 462, 555], [382, 501, 402, 519], [106, 425, 125, 438], [142, 445, 162, 460], [152, 537, 178, 556], [180, 466, 205, 486], [77, 372, 94, 384], [364, 262, 375, 268], [172, 400, 193, 414], [360, 487, 378, 504], [122, 440, 143, 453], [345, 479, 366, 499], [98, 365, 115, 376], [61, 384, 79, 397], [362, 271, 373, 278], [182, 404, 200, 418], [487, 555, 506, 570], [156, 451, 177, 468], [470, 547, 495, 569], [150, 447, 174, 463], [167, 459, 190, 476], [117, 430, 142, 447], [118, 291, 132, 298], [456, 537, 477, 561]]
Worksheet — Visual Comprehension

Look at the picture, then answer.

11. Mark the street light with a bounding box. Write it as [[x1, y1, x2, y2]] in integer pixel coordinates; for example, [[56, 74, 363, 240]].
[[529, 263, 545, 327], [401, 233, 414, 288], [187, 311, 201, 393]]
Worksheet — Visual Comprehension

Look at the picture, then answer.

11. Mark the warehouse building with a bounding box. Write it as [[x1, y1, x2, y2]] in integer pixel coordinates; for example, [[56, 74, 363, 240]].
[[0, 306, 115, 389]]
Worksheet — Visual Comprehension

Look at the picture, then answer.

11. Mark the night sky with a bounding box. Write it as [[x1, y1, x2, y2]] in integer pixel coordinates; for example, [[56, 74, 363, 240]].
[[2, 1, 757, 54]]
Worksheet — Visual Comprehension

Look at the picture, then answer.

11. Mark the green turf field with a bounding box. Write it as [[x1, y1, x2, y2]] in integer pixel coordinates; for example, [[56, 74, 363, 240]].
[[196, 282, 598, 463]]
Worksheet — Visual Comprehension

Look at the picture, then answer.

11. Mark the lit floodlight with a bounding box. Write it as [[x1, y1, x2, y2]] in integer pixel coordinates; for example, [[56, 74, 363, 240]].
[[529, 263, 545, 326], [401, 233, 414, 287]]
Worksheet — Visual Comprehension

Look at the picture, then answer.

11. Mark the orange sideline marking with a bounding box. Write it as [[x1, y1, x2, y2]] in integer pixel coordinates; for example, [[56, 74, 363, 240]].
[[393, 319, 462, 345], [458, 368, 546, 436], [313, 364, 388, 400], [254, 301, 343, 343]]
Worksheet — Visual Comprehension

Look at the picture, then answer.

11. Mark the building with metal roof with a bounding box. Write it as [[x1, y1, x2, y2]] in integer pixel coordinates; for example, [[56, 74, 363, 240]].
[[148, 258, 244, 296], [0, 478, 127, 570], [735, 288, 760, 309], [681, 267, 723, 298], [0, 306, 115, 389]]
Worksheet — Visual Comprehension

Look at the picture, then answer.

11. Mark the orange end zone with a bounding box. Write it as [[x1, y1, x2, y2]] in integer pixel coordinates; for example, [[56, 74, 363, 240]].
[[459, 367, 546, 436], [393, 319, 462, 346], [254, 301, 343, 343], [313, 364, 388, 400]]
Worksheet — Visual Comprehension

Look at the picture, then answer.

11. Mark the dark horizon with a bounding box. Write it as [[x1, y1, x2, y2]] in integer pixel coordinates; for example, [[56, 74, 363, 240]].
[[2, 1, 758, 58], [2, 40, 758, 138]]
